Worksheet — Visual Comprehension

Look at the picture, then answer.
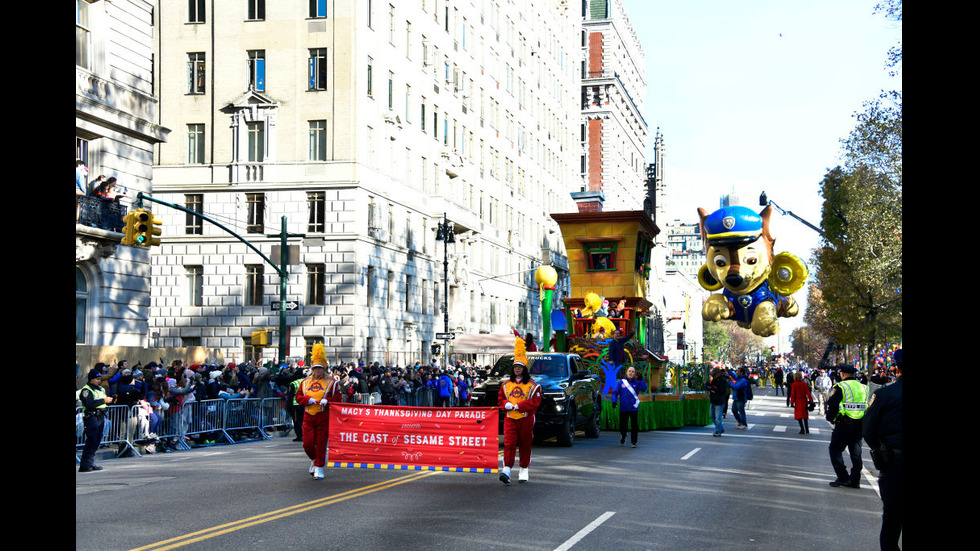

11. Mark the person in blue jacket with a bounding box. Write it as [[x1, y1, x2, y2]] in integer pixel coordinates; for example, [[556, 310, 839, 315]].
[[728, 368, 749, 430], [438, 370, 454, 407], [611, 366, 647, 447]]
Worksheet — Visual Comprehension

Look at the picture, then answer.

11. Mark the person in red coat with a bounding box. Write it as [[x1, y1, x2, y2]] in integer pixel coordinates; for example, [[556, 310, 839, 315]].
[[789, 371, 815, 434], [295, 343, 341, 479]]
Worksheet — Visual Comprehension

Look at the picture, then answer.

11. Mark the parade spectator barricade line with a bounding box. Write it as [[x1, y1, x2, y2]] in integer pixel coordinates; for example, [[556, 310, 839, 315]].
[[77, 396, 471, 464]]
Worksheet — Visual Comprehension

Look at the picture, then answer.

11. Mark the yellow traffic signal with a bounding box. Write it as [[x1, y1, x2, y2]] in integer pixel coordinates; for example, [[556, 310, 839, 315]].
[[133, 209, 163, 247], [121, 211, 139, 246], [252, 329, 269, 347]]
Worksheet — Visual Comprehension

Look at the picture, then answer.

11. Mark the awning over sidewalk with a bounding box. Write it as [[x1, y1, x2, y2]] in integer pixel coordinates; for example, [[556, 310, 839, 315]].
[[451, 333, 515, 354]]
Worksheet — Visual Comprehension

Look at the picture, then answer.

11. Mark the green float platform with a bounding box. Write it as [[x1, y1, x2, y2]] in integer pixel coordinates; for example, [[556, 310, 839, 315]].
[[601, 394, 710, 431]]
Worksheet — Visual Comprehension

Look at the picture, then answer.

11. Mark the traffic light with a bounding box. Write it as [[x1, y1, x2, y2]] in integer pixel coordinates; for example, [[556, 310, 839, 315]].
[[121, 211, 139, 246], [133, 209, 162, 247], [431, 344, 441, 355], [252, 329, 269, 347]]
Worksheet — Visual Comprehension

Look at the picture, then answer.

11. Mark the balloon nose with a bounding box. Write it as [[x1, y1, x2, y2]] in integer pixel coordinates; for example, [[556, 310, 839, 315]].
[[725, 274, 744, 287]]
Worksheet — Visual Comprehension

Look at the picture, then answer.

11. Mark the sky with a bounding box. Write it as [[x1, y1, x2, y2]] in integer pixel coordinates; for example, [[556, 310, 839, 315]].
[[620, 0, 902, 352]]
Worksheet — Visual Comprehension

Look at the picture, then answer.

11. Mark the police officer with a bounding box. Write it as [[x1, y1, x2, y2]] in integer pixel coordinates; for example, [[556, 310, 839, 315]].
[[863, 349, 902, 551], [825, 364, 868, 488], [78, 369, 114, 472]]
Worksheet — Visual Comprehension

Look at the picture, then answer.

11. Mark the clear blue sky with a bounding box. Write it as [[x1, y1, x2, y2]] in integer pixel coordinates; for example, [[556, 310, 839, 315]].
[[621, 0, 902, 352]]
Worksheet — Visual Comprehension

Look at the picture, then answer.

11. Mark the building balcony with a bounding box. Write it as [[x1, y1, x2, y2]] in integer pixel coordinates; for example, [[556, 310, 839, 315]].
[[77, 195, 126, 233]]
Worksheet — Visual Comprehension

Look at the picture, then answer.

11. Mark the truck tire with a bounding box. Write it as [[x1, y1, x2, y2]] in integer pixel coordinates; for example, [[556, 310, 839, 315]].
[[584, 395, 601, 438], [556, 406, 575, 447]]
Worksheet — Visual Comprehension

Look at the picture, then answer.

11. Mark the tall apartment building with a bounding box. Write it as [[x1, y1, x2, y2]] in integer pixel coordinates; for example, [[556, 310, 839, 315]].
[[577, 0, 647, 213], [664, 220, 705, 280], [76, 0, 170, 348], [150, 0, 581, 364]]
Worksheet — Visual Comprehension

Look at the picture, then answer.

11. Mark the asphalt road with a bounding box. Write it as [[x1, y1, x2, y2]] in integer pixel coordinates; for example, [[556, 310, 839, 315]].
[[76, 393, 892, 551]]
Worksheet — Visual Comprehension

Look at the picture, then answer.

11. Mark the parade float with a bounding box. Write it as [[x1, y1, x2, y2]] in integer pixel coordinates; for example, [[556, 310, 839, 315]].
[[539, 210, 709, 431]]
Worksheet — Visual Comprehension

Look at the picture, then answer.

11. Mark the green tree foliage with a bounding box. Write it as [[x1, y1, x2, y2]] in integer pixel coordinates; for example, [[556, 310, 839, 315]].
[[805, 0, 902, 368]]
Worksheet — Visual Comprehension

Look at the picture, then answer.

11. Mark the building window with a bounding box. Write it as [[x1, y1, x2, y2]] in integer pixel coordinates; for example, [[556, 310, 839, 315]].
[[186, 265, 204, 306], [245, 264, 264, 306], [308, 48, 327, 90], [307, 264, 326, 305], [367, 266, 377, 308], [388, 71, 394, 111], [246, 0, 265, 20], [185, 194, 203, 235], [309, 120, 327, 160], [188, 0, 205, 23], [247, 50, 265, 91], [309, 0, 326, 18], [187, 124, 205, 164], [76, 267, 88, 344], [366, 56, 373, 97], [187, 53, 206, 94], [246, 122, 264, 162], [246, 193, 264, 233], [76, 0, 91, 69], [307, 191, 325, 233]]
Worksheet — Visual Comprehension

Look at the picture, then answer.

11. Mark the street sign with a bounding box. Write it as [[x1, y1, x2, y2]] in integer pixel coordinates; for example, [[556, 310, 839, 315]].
[[436, 332, 455, 340], [272, 301, 299, 311]]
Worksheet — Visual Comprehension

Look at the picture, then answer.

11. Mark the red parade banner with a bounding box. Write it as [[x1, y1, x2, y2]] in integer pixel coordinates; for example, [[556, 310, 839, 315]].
[[327, 403, 499, 473]]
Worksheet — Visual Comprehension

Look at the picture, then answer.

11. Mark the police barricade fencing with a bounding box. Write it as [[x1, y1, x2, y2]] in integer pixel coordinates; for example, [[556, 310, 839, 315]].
[[75, 397, 294, 461]]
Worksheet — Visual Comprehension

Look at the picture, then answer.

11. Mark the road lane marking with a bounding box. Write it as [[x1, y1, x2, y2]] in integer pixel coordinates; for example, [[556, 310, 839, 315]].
[[554, 511, 616, 551], [128, 470, 437, 551], [681, 448, 701, 460]]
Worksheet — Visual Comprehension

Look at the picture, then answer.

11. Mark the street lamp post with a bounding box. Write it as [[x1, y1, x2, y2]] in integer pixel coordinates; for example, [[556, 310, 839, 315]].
[[435, 213, 455, 369]]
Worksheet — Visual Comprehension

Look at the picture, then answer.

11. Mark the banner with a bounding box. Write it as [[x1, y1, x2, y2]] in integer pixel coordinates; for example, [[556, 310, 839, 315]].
[[327, 404, 499, 473]]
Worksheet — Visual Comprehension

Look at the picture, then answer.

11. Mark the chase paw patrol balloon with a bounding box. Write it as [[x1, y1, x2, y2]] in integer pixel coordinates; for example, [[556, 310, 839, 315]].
[[696, 205, 807, 337]]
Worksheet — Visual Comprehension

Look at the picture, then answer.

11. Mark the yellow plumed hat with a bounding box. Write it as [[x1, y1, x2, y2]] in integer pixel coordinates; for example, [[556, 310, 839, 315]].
[[311, 342, 327, 368], [513, 335, 528, 367]]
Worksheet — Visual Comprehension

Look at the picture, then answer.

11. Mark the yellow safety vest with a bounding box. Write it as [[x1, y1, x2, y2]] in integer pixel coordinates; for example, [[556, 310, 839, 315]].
[[835, 379, 868, 420]]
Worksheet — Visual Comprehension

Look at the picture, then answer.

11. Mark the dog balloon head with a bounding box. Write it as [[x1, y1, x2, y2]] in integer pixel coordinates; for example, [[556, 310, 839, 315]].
[[697, 205, 775, 295]]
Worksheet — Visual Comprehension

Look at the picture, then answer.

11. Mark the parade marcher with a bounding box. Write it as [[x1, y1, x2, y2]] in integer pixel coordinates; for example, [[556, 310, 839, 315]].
[[78, 369, 114, 472], [295, 344, 341, 480], [610, 365, 647, 447], [498, 336, 542, 484], [863, 349, 903, 551], [826, 364, 869, 488]]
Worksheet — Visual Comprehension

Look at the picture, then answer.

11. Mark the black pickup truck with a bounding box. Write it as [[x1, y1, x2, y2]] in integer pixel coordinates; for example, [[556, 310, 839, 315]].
[[470, 352, 602, 447]]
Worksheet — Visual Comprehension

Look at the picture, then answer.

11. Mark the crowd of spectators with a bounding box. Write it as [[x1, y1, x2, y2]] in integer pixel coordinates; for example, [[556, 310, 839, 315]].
[[76, 357, 490, 454]]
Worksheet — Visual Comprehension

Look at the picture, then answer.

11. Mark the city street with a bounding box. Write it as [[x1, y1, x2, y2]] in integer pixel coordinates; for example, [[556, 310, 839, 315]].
[[76, 392, 890, 551]]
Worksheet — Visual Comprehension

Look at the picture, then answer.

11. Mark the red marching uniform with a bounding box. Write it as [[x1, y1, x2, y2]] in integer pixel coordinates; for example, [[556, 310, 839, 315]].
[[497, 378, 542, 472], [295, 376, 341, 469]]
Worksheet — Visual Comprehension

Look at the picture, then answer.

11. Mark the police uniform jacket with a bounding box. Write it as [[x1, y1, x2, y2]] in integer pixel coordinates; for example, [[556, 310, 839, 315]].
[[863, 377, 902, 454]]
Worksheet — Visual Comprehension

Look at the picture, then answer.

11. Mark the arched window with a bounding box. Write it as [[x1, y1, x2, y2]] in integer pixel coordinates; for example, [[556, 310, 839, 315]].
[[76, 267, 88, 344]]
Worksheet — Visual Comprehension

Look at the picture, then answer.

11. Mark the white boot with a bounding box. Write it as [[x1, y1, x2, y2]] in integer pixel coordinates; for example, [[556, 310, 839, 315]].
[[313, 466, 324, 480], [518, 467, 529, 483], [499, 466, 511, 484], [310, 461, 316, 476]]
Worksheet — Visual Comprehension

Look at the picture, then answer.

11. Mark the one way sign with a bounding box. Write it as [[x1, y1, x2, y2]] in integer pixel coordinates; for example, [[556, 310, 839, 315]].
[[272, 301, 299, 311]]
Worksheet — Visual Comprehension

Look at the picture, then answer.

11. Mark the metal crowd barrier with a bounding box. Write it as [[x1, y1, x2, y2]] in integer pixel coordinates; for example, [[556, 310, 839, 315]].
[[75, 397, 294, 461], [75, 392, 478, 463]]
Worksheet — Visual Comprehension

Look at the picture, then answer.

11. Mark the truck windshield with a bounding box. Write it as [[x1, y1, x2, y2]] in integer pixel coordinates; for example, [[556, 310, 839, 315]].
[[490, 355, 569, 379]]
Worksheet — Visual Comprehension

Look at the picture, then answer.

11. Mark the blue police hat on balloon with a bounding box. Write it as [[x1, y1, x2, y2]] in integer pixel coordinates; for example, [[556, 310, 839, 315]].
[[702, 206, 764, 247]]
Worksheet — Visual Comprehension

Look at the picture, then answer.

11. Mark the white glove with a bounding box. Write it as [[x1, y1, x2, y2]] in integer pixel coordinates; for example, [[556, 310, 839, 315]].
[[319, 399, 329, 406], [504, 402, 515, 410], [309, 398, 318, 405]]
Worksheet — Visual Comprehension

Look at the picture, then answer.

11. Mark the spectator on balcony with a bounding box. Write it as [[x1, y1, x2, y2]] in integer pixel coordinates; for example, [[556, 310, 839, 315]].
[[91, 176, 122, 202], [76, 160, 89, 222]]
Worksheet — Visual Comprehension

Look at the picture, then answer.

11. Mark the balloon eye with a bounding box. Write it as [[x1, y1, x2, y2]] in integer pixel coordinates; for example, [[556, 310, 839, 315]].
[[713, 255, 727, 267], [744, 254, 758, 266]]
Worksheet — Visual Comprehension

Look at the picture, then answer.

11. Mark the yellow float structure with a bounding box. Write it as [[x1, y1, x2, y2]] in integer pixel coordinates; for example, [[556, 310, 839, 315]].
[[549, 210, 709, 430]]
